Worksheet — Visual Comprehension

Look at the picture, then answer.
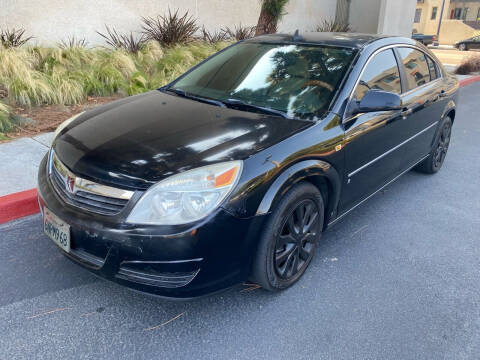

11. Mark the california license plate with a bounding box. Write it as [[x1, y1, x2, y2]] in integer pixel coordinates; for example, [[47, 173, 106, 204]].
[[43, 207, 71, 253]]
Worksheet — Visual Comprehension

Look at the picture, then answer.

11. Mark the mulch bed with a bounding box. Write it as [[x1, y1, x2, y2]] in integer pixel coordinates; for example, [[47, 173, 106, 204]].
[[1, 96, 122, 142]]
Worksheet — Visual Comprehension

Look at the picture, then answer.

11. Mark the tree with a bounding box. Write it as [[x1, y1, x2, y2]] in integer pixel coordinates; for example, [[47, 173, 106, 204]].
[[255, 0, 290, 36]]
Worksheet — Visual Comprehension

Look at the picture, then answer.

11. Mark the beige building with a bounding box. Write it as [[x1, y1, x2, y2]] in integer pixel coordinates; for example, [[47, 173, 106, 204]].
[[413, 0, 480, 44]]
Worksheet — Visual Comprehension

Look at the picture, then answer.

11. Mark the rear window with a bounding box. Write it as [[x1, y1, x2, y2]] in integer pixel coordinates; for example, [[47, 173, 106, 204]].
[[397, 48, 431, 90]]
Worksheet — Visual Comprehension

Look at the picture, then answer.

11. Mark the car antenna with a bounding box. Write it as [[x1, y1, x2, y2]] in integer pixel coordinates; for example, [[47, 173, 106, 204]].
[[292, 29, 302, 42]]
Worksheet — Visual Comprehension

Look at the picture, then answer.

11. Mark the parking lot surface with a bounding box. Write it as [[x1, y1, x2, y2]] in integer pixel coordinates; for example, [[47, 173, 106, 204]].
[[1, 82, 479, 360]]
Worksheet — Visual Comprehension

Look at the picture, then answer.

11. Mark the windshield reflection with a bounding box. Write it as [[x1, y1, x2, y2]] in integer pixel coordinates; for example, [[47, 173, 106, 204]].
[[170, 42, 355, 120]]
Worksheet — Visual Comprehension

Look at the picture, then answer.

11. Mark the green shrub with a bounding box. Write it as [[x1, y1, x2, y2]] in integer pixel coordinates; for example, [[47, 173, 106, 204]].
[[316, 20, 352, 32], [455, 56, 480, 75]]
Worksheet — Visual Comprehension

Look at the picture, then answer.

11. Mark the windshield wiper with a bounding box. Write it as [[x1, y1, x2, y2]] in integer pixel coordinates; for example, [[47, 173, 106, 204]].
[[223, 98, 291, 119], [165, 88, 226, 108]]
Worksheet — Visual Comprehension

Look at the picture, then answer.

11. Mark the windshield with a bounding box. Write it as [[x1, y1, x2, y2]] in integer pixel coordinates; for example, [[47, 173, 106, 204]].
[[169, 42, 356, 120]]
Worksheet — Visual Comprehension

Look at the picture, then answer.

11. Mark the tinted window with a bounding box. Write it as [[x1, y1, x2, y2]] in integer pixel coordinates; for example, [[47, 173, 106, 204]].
[[397, 48, 431, 90], [171, 43, 356, 119], [426, 56, 439, 80], [353, 49, 401, 101]]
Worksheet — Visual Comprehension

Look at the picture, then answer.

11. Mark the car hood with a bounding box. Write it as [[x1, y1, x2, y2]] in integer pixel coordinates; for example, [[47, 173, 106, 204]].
[[53, 90, 312, 190]]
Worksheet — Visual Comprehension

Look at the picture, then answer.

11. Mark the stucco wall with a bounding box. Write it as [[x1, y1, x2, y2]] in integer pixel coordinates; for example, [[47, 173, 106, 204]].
[[1, 0, 261, 45], [278, 0, 337, 32], [377, 0, 417, 37], [0, 0, 338, 46], [350, 0, 416, 37], [349, 0, 382, 34]]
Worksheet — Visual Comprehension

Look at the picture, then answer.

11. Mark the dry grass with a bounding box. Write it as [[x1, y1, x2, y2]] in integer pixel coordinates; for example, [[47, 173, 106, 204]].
[[0, 40, 231, 136], [0, 101, 12, 133], [455, 55, 480, 75]]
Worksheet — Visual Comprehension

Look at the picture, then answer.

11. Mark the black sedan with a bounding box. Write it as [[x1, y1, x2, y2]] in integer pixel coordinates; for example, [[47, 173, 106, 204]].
[[455, 35, 480, 51], [38, 32, 459, 299]]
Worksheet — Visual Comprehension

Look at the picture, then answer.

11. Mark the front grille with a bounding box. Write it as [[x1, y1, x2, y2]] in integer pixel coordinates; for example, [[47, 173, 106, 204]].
[[49, 151, 133, 216]]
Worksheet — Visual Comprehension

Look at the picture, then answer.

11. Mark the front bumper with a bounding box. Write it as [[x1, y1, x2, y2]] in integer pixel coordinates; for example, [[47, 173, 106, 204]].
[[38, 154, 267, 298]]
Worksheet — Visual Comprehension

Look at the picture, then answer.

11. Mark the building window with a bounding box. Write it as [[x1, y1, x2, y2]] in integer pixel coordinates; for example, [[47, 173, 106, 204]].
[[454, 8, 462, 20], [462, 8, 469, 20], [431, 7, 438, 20], [414, 8, 422, 23]]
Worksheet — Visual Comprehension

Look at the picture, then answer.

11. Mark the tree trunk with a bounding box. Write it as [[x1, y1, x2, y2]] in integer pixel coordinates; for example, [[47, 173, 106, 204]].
[[255, 6, 277, 36]]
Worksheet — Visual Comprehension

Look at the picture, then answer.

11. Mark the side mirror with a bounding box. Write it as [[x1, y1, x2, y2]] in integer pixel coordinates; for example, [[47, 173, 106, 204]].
[[351, 90, 402, 114]]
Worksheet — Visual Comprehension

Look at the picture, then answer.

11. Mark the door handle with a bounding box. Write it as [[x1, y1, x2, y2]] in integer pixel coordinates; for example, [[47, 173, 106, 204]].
[[401, 108, 413, 118]]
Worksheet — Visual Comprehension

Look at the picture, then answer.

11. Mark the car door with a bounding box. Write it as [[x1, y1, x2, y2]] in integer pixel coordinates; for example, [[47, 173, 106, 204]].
[[340, 48, 408, 212], [394, 47, 445, 162]]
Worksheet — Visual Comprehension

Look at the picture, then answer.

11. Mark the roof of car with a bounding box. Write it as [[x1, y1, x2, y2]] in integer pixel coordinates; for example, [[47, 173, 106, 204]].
[[247, 32, 401, 49]]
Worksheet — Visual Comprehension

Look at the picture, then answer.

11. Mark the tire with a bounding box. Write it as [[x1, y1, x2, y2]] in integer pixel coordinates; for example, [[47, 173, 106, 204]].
[[459, 43, 467, 51], [250, 182, 324, 291], [415, 117, 452, 174]]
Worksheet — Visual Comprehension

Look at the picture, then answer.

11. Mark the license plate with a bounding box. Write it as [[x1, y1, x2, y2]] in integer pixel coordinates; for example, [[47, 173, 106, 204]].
[[43, 207, 71, 253]]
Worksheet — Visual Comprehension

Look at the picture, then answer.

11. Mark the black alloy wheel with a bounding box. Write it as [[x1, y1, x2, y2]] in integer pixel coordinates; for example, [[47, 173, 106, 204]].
[[416, 117, 453, 174], [433, 121, 451, 170], [274, 199, 318, 280], [250, 182, 324, 291]]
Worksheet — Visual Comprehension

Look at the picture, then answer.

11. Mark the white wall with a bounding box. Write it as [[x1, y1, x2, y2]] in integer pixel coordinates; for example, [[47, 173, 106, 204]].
[[278, 0, 337, 32], [349, 0, 382, 34], [349, 0, 416, 37], [0, 0, 262, 45], [377, 0, 417, 37], [0, 0, 338, 46]]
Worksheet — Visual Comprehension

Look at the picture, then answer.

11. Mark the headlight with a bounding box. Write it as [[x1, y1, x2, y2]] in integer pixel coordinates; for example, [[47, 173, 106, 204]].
[[52, 112, 84, 143], [126, 161, 243, 225]]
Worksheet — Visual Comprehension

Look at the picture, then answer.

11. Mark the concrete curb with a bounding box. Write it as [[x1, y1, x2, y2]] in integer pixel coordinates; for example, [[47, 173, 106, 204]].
[[1, 76, 480, 224], [0, 189, 39, 224], [459, 75, 480, 88]]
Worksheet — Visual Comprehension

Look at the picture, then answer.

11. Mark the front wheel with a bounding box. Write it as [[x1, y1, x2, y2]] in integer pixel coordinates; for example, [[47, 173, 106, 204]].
[[415, 118, 452, 174], [250, 182, 324, 291], [459, 43, 467, 51]]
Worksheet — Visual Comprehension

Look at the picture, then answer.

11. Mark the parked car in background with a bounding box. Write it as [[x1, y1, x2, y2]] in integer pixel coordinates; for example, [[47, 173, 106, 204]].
[[412, 33, 437, 46], [455, 35, 480, 51], [38, 32, 459, 299]]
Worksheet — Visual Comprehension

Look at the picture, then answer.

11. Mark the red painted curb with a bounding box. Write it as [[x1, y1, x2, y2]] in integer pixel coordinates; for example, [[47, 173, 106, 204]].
[[0, 75, 479, 225], [0, 188, 39, 225], [459, 74, 480, 88]]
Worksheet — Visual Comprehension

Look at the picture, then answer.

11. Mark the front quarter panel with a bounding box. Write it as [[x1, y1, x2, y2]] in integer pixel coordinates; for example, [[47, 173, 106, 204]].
[[222, 112, 345, 224]]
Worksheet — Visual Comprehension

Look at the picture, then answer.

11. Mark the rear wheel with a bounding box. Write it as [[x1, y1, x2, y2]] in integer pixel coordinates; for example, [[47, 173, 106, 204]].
[[250, 182, 324, 291], [416, 118, 452, 174]]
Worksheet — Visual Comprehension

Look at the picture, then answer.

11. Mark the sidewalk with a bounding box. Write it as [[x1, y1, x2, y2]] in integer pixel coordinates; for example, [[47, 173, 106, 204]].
[[0, 132, 53, 197]]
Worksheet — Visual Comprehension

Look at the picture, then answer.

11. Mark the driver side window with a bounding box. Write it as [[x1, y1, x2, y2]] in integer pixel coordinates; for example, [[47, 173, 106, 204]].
[[353, 49, 402, 101]]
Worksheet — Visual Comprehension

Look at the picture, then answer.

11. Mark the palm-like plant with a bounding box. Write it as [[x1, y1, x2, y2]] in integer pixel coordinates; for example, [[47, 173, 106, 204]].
[[255, 0, 289, 36], [0, 28, 33, 48], [141, 9, 199, 47], [97, 26, 146, 53]]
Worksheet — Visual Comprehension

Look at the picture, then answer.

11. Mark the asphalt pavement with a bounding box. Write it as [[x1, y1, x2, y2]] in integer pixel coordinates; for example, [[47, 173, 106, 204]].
[[1, 82, 479, 360]]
